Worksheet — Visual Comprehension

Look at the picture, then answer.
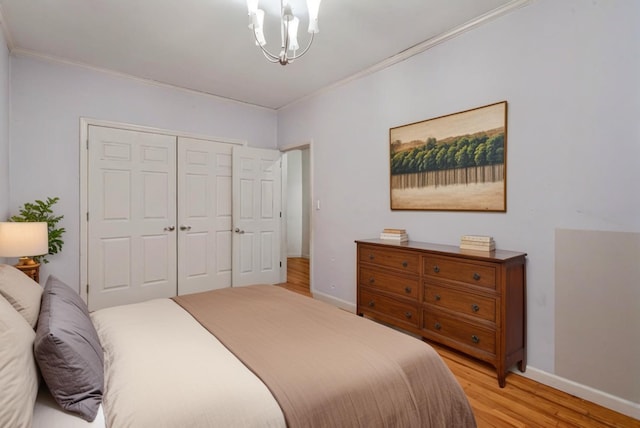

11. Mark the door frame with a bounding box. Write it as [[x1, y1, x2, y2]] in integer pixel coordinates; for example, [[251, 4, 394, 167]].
[[79, 117, 245, 303], [279, 142, 314, 293]]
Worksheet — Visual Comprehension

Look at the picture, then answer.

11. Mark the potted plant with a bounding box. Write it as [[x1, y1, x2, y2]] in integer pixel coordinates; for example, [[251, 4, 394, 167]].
[[10, 197, 65, 264]]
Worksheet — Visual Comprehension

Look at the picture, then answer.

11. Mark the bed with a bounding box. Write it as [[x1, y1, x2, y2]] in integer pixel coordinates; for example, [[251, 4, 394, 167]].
[[0, 264, 476, 427]]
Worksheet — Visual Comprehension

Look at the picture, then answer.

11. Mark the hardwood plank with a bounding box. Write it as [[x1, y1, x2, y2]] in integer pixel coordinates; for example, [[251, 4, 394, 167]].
[[275, 257, 311, 297], [430, 342, 640, 428]]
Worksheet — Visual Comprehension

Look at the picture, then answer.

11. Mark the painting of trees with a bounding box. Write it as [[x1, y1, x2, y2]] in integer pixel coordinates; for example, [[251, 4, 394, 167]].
[[389, 101, 507, 211]]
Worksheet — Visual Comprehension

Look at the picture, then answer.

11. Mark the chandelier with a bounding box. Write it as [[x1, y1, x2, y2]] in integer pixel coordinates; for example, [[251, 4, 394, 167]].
[[246, 0, 322, 66]]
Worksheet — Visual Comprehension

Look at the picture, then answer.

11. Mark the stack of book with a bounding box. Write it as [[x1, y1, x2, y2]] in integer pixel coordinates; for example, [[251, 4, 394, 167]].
[[380, 228, 408, 242], [460, 235, 495, 251]]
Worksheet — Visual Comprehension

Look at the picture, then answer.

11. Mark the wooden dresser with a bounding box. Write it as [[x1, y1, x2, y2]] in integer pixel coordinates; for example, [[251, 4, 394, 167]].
[[356, 239, 526, 387]]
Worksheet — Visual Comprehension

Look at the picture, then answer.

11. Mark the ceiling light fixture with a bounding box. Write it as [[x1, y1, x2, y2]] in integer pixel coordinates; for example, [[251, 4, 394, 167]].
[[247, 0, 321, 66]]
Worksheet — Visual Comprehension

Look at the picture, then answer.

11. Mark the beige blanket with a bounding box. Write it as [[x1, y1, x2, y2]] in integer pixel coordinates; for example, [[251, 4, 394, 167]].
[[174, 285, 476, 427]]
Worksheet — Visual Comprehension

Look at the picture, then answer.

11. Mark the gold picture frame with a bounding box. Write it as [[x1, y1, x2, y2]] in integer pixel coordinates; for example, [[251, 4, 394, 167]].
[[390, 101, 507, 211]]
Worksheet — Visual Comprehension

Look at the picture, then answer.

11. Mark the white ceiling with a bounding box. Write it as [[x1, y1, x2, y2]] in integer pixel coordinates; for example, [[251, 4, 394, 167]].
[[0, 0, 524, 109]]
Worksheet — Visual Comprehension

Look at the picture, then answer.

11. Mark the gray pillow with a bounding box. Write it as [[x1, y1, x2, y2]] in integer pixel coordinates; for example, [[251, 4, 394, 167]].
[[34, 275, 104, 422]]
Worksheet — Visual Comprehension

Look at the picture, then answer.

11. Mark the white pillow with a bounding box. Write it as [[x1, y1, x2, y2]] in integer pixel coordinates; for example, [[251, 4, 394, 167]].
[[0, 264, 43, 328], [0, 294, 39, 428]]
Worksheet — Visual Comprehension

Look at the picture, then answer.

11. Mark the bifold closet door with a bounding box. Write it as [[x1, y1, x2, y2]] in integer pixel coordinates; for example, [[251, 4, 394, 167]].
[[87, 126, 177, 311], [177, 138, 233, 294]]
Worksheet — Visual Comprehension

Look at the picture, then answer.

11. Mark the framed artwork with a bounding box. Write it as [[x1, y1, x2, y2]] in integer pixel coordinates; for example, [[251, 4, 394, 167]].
[[389, 101, 507, 211]]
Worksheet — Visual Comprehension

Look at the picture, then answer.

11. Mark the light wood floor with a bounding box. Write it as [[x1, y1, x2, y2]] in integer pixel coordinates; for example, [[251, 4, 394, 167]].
[[276, 257, 639, 427], [276, 257, 311, 297]]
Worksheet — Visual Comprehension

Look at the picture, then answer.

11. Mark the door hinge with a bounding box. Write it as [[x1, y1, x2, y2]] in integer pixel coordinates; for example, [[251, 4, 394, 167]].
[[86, 284, 89, 294], [280, 261, 282, 267], [86, 212, 89, 221], [86, 139, 89, 150], [280, 211, 282, 218]]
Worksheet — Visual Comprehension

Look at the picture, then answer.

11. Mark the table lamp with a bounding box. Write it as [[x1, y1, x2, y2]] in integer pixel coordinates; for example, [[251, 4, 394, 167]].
[[0, 222, 49, 282]]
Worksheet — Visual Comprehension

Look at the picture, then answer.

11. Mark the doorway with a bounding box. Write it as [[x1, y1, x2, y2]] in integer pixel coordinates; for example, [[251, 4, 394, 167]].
[[279, 146, 311, 296]]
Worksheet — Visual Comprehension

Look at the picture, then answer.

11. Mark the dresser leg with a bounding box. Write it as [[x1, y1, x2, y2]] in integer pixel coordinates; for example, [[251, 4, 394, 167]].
[[498, 372, 506, 388], [518, 359, 527, 373]]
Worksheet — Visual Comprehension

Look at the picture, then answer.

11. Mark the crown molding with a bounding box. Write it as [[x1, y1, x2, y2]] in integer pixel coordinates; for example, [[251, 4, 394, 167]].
[[0, 4, 15, 51], [10, 48, 277, 111], [279, 0, 532, 111], [3, 0, 532, 111]]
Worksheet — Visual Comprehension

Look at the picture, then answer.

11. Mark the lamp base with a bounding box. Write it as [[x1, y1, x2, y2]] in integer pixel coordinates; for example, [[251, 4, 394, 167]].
[[15, 261, 40, 283], [16, 256, 37, 266]]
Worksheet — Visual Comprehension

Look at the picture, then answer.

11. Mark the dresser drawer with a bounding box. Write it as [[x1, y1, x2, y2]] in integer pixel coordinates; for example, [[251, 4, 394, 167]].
[[423, 256, 496, 289], [423, 310, 496, 354], [359, 289, 419, 329], [359, 266, 419, 300], [424, 284, 496, 322], [359, 245, 420, 274]]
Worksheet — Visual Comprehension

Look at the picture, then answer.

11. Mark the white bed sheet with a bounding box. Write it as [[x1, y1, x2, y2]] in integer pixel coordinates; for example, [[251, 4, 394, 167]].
[[33, 386, 106, 428], [90, 298, 286, 428]]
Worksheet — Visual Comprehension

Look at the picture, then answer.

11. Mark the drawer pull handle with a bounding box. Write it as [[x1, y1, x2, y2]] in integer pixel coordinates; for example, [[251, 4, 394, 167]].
[[471, 335, 480, 344], [473, 273, 481, 281], [369, 277, 375, 284], [405, 312, 412, 319], [402, 261, 408, 268], [369, 254, 375, 260], [433, 265, 440, 273], [471, 304, 480, 312], [368, 301, 375, 308], [404, 286, 412, 294], [434, 322, 441, 330], [434, 294, 441, 301]]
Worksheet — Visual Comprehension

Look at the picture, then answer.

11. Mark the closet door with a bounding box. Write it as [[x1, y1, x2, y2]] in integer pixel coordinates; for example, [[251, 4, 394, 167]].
[[87, 126, 177, 311], [177, 138, 233, 294]]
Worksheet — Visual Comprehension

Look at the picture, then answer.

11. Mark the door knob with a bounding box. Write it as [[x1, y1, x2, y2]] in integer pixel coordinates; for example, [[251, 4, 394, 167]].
[[234, 228, 245, 234], [179, 225, 192, 231], [164, 225, 175, 231]]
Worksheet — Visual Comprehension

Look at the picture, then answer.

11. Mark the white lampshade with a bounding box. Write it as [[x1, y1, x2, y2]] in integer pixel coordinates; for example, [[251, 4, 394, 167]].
[[254, 9, 266, 46], [0, 222, 49, 257], [287, 16, 300, 51], [247, 0, 259, 15], [307, 0, 321, 33]]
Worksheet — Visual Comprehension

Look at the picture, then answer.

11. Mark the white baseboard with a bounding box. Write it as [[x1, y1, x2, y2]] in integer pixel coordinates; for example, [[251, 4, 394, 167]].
[[517, 366, 640, 420], [311, 290, 356, 313]]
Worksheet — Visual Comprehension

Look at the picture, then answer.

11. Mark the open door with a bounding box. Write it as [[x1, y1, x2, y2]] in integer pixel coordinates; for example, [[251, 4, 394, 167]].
[[232, 146, 282, 286]]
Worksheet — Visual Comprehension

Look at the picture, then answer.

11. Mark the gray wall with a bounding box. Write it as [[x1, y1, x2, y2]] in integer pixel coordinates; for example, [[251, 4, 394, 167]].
[[0, 29, 9, 221], [285, 148, 311, 258], [286, 150, 303, 257], [278, 0, 640, 408], [301, 148, 310, 258], [555, 229, 640, 404]]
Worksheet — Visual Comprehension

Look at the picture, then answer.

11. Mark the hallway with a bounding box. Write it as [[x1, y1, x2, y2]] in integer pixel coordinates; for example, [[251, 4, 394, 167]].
[[276, 257, 310, 297]]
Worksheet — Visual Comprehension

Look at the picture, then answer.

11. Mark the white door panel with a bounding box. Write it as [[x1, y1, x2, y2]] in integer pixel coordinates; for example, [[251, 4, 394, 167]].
[[87, 126, 278, 307], [177, 138, 233, 294], [232, 146, 282, 286], [88, 126, 177, 311]]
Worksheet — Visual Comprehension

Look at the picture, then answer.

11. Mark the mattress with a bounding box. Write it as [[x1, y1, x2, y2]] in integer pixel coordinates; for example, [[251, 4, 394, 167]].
[[34, 285, 476, 427]]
